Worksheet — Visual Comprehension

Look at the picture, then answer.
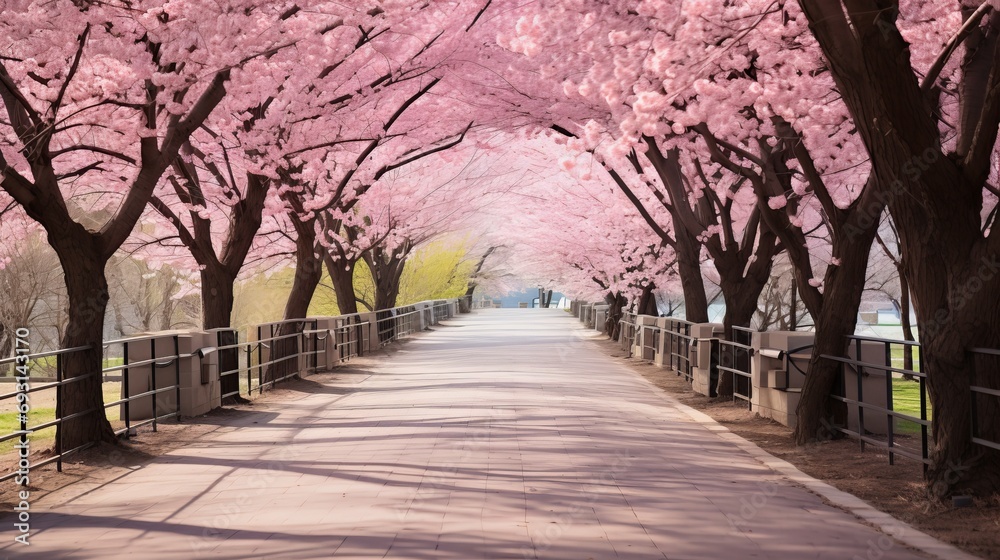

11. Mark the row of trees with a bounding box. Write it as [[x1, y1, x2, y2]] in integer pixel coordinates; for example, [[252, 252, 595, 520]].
[[482, 0, 1000, 496], [0, 0, 505, 452]]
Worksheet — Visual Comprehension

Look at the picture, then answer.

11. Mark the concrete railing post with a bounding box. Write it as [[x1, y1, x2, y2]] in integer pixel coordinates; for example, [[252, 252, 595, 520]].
[[308, 317, 337, 372], [844, 341, 891, 436], [358, 312, 378, 352], [121, 333, 179, 423], [178, 331, 221, 418], [751, 331, 814, 428], [592, 305, 609, 333], [636, 316, 657, 361]]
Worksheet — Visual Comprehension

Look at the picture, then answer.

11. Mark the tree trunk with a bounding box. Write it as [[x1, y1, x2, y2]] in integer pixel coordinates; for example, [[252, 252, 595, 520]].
[[51, 230, 116, 451], [789, 282, 798, 331], [605, 291, 627, 339], [675, 227, 709, 323], [325, 253, 359, 316], [792, 224, 875, 445], [365, 245, 408, 312], [460, 283, 477, 313], [923, 327, 1000, 497], [795, 0, 1000, 497], [269, 220, 321, 384], [201, 264, 237, 330], [200, 263, 240, 398], [281, 241, 322, 321], [636, 283, 658, 316], [373, 272, 402, 311]]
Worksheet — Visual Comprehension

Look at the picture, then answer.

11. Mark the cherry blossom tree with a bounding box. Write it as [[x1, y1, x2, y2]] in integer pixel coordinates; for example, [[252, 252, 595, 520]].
[[796, 0, 1000, 494], [0, 0, 332, 447]]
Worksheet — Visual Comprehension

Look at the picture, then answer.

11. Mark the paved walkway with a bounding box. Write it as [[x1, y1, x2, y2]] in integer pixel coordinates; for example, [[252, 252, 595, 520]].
[[3, 310, 942, 559]]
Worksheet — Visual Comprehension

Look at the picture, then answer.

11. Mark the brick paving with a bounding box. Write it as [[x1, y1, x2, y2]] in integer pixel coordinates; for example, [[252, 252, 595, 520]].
[[1, 309, 942, 559]]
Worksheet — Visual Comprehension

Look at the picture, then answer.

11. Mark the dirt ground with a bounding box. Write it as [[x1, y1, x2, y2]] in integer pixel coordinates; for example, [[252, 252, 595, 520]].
[[591, 336, 1000, 560]]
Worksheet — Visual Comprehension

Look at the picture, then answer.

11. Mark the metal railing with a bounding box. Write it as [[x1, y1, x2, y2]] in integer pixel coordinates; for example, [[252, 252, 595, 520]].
[[376, 307, 419, 345], [663, 319, 694, 382], [969, 347, 1000, 452], [618, 312, 638, 357], [0, 334, 188, 483], [1, 298, 460, 485], [215, 320, 327, 399], [821, 335, 930, 467], [718, 326, 754, 408], [432, 300, 451, 323], [333, 315, 368, 362]]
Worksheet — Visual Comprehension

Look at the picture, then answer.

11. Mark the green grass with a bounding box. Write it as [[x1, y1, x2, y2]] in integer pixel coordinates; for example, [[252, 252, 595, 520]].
[[0, 382, 123, 455], [892, 377, 931, 435], [887, 346, 921, 371]]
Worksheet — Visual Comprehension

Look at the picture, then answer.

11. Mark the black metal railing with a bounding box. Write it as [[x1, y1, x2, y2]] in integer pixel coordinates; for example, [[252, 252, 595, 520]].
[[333, 315, 368, 362], [0, 334, 188, 484], [719, 326, 754, 408], [969, 347, 1000, 452], [377, 307, 415, 344], [214, 320, 331, 400], [1, 299, 458, 486], [663, 319, 693, 382], [821, 335, 929, 467]]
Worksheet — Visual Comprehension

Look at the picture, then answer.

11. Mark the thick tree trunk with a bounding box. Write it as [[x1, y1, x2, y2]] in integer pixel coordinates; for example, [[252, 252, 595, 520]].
[[636, 283, 658, 316], [51, 230, 116, 451], [795, 0, 1000, 497], [325, 253, 359, 316], [200, 265, 237, 330], [281, 212, 322, 320], [675, 227, 709, 323], [793, 224, 875, 445], [373, 274, 402, 311], [269, 223, 322, 384], [899, 185, 1000, 495], [922, 326, 1000, 497], [200, 263, 240, 398], [365, 246, 408, 312], [605, 291, 627, 339]]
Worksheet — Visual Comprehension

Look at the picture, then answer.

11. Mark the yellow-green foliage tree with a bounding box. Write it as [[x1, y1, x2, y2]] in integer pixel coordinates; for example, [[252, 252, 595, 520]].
[[233, 237, 475, 325], [232, 271, 293, 329], [396, 239, 475, 305]]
